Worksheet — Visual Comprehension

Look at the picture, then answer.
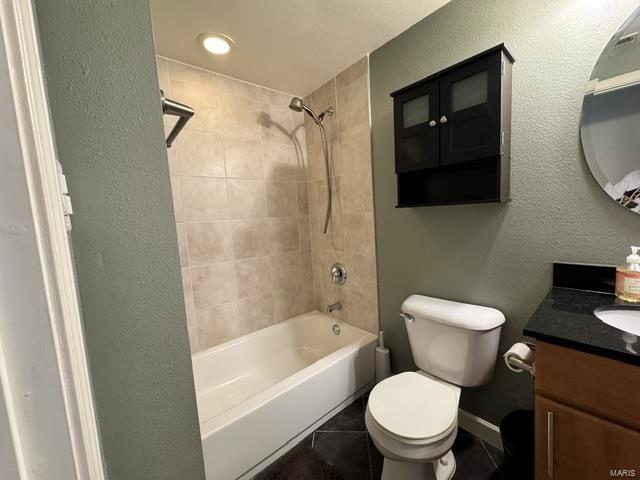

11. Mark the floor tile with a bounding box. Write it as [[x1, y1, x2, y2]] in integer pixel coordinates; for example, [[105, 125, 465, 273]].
[[313, 431, 370, 480], [452, 429, 501, 480], [253, 435, 313, 480], [317, 398, 366, 432], [366, 434, 384, 480]]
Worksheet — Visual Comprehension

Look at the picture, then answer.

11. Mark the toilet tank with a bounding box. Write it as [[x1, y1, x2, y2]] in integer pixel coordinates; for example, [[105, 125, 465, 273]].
[[401, 295, 505, 387]]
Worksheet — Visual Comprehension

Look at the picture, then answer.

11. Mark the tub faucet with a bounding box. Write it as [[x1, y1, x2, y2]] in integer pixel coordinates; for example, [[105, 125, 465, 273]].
[[327, 301, 343, 313]]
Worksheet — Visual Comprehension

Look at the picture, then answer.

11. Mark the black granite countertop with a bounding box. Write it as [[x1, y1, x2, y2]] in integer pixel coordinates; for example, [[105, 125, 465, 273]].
[[524, 287, 640, 366]]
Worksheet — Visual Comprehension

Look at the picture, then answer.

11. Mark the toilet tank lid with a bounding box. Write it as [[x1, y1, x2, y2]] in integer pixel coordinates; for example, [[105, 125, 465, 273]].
[[401, 295, 505, 331]]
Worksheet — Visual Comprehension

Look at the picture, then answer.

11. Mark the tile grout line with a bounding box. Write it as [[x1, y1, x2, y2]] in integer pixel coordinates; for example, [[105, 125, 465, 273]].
[[480, 439, 503, 478], [365, 432, 373, 480]]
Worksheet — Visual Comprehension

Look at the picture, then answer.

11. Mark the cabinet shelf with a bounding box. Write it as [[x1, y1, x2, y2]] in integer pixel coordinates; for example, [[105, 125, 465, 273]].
[[391, 44, 514, 207]]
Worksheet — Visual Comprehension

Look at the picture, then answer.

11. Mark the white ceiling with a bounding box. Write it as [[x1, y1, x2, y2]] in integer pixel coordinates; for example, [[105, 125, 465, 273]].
[[150, 0, 451, 96]]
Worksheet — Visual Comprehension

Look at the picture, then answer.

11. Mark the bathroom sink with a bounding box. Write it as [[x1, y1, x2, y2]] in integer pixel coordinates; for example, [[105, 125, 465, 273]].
[[594, 306, 640, 336]]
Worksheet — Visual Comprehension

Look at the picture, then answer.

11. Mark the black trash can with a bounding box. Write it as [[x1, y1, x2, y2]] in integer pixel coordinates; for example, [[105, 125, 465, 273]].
[[499, 409, 534, 479]]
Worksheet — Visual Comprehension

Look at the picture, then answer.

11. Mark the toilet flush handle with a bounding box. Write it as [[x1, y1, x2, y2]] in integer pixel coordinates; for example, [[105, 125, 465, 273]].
[[399, 312, 414, 324]]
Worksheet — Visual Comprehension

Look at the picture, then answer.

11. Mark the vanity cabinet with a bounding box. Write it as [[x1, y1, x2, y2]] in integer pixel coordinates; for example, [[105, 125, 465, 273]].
[[534, 342, 640, 479], [391, 44, 513, 207]]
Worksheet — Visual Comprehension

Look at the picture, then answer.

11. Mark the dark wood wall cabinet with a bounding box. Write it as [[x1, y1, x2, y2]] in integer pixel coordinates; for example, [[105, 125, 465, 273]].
[[391, 44, 514, 207], [534, 342, 640, 479]]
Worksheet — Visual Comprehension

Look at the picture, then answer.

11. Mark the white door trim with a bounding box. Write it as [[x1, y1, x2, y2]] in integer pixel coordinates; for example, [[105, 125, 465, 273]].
[[0, 0, 105, 478]]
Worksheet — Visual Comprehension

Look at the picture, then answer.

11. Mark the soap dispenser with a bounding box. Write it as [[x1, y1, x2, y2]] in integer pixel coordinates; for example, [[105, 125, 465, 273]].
[[616, 246, 640, 303]]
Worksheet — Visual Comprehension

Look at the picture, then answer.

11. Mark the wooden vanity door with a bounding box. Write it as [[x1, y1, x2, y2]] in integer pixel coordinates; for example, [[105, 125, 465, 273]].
[[535, 396, 640, 480]]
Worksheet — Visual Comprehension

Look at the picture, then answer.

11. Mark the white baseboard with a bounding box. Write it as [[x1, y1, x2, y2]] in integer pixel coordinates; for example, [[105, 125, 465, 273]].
[[457, 409, 503, 451]]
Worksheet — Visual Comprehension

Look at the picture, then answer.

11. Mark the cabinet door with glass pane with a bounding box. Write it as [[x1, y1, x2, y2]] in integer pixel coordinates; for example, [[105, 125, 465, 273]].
[[438, 50, 502, 166], [393, 80, 440, 173]]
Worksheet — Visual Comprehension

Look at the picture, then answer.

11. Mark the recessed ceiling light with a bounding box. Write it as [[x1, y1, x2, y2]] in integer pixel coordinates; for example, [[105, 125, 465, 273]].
[[198, 32, 234, 55]]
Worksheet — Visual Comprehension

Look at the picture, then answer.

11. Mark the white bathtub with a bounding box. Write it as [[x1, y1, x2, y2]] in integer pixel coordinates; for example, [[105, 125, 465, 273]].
[[192, 310, 377, 479]]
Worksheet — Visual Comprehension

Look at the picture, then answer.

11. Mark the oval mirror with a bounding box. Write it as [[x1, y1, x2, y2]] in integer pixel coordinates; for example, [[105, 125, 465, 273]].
[[581, 6, 640, 214]]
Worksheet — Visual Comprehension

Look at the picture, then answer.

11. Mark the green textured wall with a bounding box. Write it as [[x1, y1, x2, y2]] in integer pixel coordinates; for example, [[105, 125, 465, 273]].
[[370, 0, 640, 425], [33, 1, 205, 478]]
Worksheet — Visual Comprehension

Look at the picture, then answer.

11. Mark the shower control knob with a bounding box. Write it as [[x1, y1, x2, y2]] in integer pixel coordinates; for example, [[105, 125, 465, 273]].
[[440, 115, 448, 124], [330, 263, 347, 285], [429, 120, 437, 127]]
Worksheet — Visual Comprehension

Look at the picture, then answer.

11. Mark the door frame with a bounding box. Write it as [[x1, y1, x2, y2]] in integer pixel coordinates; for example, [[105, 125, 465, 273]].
[[0, 0, 105, 478]]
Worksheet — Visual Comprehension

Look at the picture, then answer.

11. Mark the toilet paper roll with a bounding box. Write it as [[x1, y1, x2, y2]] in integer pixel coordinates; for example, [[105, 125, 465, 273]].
[[504, 342, 535, 373]]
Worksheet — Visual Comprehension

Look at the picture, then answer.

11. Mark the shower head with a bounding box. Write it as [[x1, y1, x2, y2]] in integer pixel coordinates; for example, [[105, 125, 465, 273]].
[[288, 97, 305, 112], [288, 96, 333, 125]]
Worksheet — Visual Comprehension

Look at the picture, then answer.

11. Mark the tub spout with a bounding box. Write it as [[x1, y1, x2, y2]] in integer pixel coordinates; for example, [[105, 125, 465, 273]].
[[327, 302, 342, 313]]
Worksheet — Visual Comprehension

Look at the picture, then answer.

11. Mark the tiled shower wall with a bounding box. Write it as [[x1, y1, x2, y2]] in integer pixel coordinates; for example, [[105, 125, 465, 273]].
[[305, 58, 379, 334], [157, 57, 313, 353]]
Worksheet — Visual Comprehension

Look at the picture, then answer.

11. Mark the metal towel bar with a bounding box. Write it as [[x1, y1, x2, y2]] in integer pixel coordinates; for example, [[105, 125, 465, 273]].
[[161, 90, 194, 148]]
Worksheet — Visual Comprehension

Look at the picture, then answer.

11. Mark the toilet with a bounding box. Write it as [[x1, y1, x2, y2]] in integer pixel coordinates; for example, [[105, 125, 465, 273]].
[[365, 294, 505, 480]]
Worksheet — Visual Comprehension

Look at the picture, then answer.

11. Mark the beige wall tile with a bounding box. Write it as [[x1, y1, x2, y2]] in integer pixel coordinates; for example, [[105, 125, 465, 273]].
[[263, 142, 304, 181], [342, 213, 375, 256], [257, 87, 291, 106], [336, 57, 368, 91], [269, 217, 300, 252], [344, 290, 378, 334], [217, 75, 259, 100], [176, 223, 189, 267], [310, 213, 344, 251], [266, 181, 298, 217], [336, 75, 369, 133], [178, 130, 225, 177], [227, 179, 266, 219], [190, 262, 236, 309], [273, 287, 303, 322], [186, 221, 233, 265], [311, 78, 335, 106], [170, 175, 184, 222], [181, 268, 194, 315], [337, 124, 371, 176], [181, 176, 229, 221], [171, 79, 220, 134], [221, 95, 264, 140], [297, 181, 309, 215], [339, 166, 373, 214], [231, 218, 270, 259], [271, 251, 301, 291], [235, 256, 272, 298], [299, 216, 311, 251], [192, 302, 242, 351], [225, 138, 263, 179], [236, 293, 274, 331], [345, 251, 377, 298], [261, 103, 296, 144]]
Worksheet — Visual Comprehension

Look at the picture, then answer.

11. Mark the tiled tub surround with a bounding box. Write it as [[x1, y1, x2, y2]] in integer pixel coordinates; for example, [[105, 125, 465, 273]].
[[157, 57, 313, 352], [304, 57, 380, 334]]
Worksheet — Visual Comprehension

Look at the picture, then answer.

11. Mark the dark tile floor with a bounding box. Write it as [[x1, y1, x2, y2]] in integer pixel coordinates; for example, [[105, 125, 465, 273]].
[[254, 394, 509, 480]]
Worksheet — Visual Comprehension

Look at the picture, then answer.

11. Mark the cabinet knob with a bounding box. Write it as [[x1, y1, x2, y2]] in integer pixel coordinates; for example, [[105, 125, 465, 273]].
[[429, 120, 437, 127], [440, 115, 448, 124]]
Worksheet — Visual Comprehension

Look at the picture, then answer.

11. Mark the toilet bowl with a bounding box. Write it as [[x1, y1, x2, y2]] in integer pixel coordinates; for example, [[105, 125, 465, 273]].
[[365, 295, 505, 479], [365, 371, 460, 480]]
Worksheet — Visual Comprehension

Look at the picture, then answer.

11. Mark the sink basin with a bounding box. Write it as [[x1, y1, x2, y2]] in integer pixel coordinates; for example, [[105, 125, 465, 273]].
[[594, 306, 640, 336]]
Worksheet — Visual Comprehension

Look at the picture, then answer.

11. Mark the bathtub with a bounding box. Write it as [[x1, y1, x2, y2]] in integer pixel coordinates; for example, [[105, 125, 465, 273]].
[[192, 310, 377, 479]]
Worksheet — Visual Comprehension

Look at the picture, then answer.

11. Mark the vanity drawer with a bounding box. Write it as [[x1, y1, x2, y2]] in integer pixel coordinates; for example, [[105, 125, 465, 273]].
[[535, 342, 640, 431]]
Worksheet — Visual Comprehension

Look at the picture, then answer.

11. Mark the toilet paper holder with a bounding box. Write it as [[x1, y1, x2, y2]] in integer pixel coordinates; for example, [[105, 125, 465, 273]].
[[504, 342, 536, 376]]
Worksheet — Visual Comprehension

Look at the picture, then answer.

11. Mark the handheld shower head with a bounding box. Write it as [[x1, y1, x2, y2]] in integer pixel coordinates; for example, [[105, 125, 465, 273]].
[[288, 96, 323, 124], [288, 97, 305, 112]]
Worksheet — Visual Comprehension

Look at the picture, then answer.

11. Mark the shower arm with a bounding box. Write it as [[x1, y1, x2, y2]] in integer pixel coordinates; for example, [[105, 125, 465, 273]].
[[161, 90, 194, 148]]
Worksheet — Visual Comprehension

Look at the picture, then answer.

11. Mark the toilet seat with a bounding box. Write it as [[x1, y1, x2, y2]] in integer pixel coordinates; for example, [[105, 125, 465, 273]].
[[368, 372, 458, 442]]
